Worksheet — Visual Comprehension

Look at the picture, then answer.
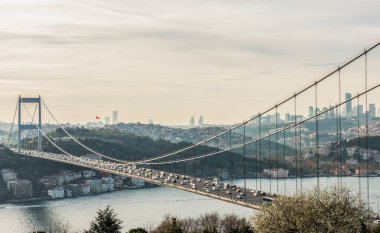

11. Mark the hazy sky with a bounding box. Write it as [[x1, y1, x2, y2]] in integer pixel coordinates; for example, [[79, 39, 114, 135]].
[[0, 0, 379, 125]]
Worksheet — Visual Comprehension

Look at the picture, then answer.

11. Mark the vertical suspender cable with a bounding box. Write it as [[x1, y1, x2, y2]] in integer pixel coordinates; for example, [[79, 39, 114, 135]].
[[283, 129, 287, 196], [299, 122, 303, 195], [315, 84, 320, 193], [357, 96, 361, 199], [7, 101, 19, 148], [294, 96, 298, 194], [243, 123, 247, 202], [276, 106, 279, 195], [259, 115, 262, 191], [365, 51, 370, 209]]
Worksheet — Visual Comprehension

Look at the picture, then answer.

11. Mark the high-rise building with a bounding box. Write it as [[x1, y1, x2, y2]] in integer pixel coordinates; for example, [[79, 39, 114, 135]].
[[369, 104, 376, 118], [345, 93, 352, 117], [308, 106, 314, 118], [112, 111, 118, 124], [104, 117, 110, 125], [190, 116, 195, 127], [358, 104, 364, 117], [198, 116, 203, 127]]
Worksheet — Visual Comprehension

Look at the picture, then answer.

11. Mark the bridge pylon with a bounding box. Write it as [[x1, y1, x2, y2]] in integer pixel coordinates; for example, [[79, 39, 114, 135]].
[[17, 95, 42, 153]]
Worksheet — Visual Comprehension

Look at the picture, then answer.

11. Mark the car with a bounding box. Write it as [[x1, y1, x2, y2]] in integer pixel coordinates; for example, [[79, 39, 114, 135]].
[[374, 219, 380, 224], [226, 190, 232, 194]]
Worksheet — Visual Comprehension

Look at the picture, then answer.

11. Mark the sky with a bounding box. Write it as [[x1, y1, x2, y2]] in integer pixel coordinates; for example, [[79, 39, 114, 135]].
[[0, 0, 379, 125]]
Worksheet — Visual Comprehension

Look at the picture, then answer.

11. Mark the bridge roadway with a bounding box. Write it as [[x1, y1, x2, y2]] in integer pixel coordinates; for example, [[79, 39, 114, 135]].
[[13, 149, 275, 210]]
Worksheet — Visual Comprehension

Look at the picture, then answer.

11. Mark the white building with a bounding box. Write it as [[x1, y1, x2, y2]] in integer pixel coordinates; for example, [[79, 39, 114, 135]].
[[47, 187, 65, 199], [131, 178, 145, 186], [1, 169, 17, 182], [82, 170, 96, 179], [102, 177, 115, 191], [112, 111, 118, 124], [81, 184, 91, 195], [85, 179, 102, 193], [263, 168, 289, 178], [346, 158, 358, 165]]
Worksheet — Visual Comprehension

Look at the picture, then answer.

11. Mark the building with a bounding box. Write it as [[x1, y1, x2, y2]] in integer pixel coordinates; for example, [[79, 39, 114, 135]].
[[198, 116, 203, 127], [358, 104, 364, 118], [112, 111, 118, 124], [85, 179, 102, 193], [65, 184, 82, 196], [308, 106, 314, 118], [1, 169, 17, 182], [48, 186, 65, 199], [190, 116, 195, 127], [82, 170, 96, 179], [14, 180, 33, 199], [81, 154, 102, 161], [131, 178, 145, 186], [369, 104, 376, 118], [81, 184, 91, 195], [345, 93, 352, 117], [263, 169, 289, 178], [105, 117, 111, 125], [102, 177, 115, 191]]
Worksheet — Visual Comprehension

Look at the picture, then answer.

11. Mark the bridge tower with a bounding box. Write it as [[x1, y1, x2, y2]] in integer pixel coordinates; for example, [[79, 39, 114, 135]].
[[17, 96, 42, 153]]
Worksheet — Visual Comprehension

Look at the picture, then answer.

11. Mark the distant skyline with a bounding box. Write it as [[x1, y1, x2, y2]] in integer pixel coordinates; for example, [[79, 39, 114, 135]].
[[0, 0, 379, 125]]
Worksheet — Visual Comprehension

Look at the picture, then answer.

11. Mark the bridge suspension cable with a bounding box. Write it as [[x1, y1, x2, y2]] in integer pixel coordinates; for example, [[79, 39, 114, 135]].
[[41, 99, 129, 163], [19, 99, 77, 158], [136, 83, 380, 165], [131, 42, 380, 164]]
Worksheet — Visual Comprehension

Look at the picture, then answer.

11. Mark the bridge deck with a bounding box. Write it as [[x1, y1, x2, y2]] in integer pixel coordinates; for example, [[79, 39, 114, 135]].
[[14, 150, 276, 210]]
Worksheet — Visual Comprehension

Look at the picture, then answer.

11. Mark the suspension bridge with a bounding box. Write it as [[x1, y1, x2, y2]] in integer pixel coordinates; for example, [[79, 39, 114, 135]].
[[4, 42, 380, 211]]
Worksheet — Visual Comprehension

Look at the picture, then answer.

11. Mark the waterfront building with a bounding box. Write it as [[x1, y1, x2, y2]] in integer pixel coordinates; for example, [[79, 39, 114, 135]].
[[102, 177, 115, 191], [81, 184, 91, 195], [82, 170, 96, 179], [85, 179, 102, 193], [263, 168, 289, 178], [48, 186, 64, 199], [131, 178, 145, 186], [13, 180, 33, 199], [1, 169, 17, 182], [65, 184, 82, 196]]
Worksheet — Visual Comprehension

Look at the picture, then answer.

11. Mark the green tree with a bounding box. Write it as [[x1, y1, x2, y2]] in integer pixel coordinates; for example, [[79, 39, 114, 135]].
[[253, 186, 371, 233], [128, 227, 148, 233], [84, 205, 123, 233]]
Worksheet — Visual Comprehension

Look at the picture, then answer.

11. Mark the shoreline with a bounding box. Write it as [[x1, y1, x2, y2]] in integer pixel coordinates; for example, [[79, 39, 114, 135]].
[[0, 184, 158, 205]]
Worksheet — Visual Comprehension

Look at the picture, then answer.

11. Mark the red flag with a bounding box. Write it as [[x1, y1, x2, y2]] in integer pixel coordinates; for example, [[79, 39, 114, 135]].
[[95, 116, 100, 120]]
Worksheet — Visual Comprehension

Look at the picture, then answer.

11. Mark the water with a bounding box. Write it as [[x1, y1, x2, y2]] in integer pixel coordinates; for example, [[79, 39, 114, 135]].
[[0, 177, 378, 233]]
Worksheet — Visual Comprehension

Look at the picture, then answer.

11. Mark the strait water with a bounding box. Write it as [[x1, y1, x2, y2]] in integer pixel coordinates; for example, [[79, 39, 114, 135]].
[[0, 177, 378, 233]]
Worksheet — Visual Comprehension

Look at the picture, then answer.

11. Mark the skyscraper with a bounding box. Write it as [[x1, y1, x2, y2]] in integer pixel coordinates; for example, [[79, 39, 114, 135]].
[[105, 117, 110, 125], [112, 111, 118, 124], [190, 116, 195, 127], [308, 106, 314, 118], [345, 93, 352, 117], [198, 116, 203, 127], [369, 104, 376, 118]]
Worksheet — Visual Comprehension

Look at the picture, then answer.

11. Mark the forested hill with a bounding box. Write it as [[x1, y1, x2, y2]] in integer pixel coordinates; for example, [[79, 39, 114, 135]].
[[41, 127, 296, 161], [344, 136, 380, 150]]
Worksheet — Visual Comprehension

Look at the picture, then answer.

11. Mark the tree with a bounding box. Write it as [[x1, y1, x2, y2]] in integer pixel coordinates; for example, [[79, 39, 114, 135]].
[[84, 205, 123, 233], [128, 228, 148, 233], [152, 215, 183, 233], [253, 186, 371, 233]]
